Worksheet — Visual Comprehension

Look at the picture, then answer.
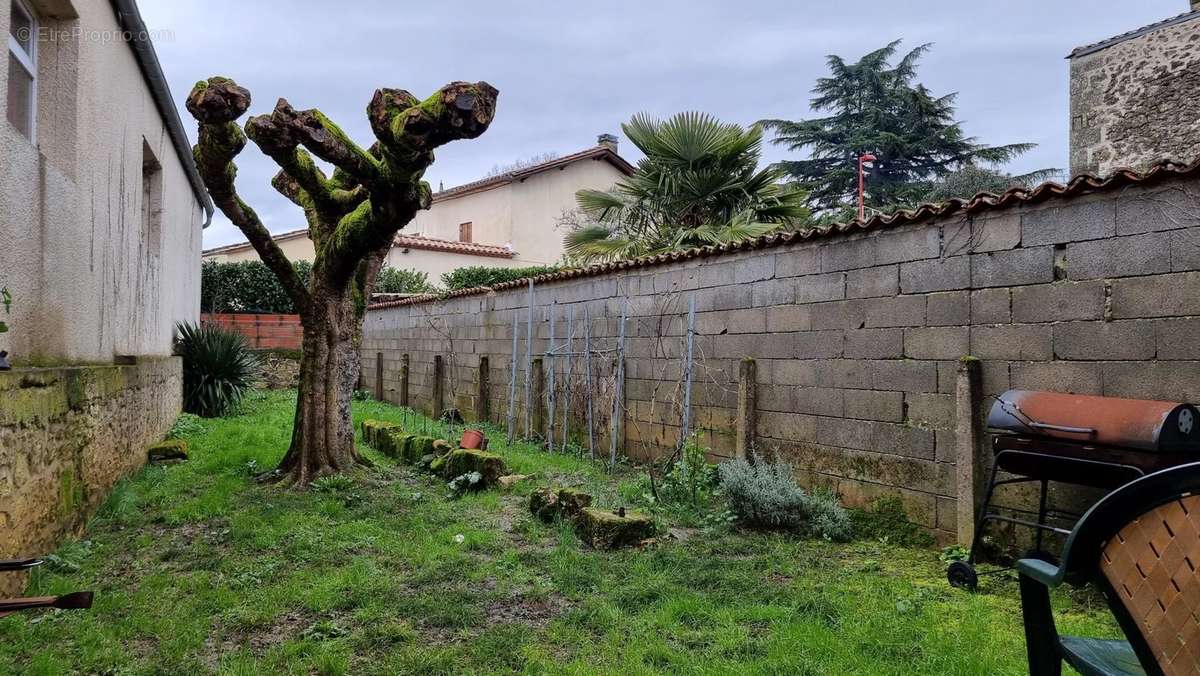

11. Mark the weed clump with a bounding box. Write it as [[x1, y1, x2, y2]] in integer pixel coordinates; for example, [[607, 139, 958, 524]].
[[167, 413, 207, 439], [849, 496, 934, 547]]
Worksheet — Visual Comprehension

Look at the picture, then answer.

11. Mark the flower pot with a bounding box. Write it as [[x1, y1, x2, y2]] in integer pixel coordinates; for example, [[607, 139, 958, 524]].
[[459, 428, 486, 450]]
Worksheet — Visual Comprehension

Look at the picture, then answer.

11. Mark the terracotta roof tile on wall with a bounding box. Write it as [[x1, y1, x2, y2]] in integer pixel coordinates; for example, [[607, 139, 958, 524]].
[[368, 158, 1200, 311]]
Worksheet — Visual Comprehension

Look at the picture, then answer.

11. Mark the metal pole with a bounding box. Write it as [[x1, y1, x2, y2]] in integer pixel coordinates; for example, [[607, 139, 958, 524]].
[[609, 298, 627, 470], [506, 312, 518, 443], [547, 303, 556, 451], [680, 294, 697, 448], [563, 305, 573, 454], [584, 303, 595, 461], [523, 279, 534, 438]]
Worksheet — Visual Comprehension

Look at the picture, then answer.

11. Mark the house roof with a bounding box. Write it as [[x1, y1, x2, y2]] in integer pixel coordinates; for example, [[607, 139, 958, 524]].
[[109, 0, 214, 226], [202, 228, 515, 259], [1068, 9, 1200, 58], [431, 145, 634, 202], [203, 143, 631, 257], [202, 228, 310, 257], [368, 157, 1200, 311], [393, 235, 514, 259]]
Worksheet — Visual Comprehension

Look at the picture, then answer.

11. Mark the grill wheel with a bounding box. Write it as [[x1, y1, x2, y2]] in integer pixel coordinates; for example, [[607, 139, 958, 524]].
[[947, 561, 978, 592]]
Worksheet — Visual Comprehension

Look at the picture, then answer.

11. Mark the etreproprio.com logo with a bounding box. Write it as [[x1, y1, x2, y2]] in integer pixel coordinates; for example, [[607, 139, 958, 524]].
[[13, 25, 175, 44]]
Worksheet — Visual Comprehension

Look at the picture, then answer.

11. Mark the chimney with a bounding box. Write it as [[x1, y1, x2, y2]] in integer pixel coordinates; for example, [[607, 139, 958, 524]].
[[597, 133, 618, 153]]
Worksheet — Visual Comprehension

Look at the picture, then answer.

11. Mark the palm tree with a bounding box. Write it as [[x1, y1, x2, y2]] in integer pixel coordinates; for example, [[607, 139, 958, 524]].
[[565, 112, 808, 263]]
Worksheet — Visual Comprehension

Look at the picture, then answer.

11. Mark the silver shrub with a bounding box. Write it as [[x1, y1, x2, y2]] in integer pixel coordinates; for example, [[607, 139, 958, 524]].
[[718, 455, 852, 541]]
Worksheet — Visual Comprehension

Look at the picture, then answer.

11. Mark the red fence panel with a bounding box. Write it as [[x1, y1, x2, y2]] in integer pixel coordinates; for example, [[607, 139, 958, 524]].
[[201, 313, 302, 351]]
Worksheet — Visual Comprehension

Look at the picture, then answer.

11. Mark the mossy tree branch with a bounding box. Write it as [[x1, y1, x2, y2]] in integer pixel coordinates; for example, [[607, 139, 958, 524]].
[[186, 77, 311, 316], [192, 80, 497, 287], [317, 81, 498, 283]]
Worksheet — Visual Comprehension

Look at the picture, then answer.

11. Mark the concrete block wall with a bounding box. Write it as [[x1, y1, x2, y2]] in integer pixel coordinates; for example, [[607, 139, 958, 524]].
[[363, 175, 1200, 543]]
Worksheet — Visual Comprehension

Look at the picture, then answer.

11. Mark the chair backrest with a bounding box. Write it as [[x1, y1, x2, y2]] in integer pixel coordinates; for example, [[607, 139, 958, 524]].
[[1098, 495, 1200, 675]]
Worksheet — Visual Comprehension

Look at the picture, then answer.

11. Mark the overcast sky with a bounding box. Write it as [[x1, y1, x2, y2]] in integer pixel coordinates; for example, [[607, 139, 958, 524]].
[[139, 0, 1186, 249]]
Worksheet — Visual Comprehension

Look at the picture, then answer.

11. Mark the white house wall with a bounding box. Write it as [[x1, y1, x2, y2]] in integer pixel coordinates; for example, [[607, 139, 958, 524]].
[[203, 155, 627, 278], [0, 0, 204, 362], [508, 158, 623, 265]]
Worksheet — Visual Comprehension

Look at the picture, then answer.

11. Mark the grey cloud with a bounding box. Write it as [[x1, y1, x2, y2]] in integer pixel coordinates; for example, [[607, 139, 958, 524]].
[[138, 0, 1184, 248]]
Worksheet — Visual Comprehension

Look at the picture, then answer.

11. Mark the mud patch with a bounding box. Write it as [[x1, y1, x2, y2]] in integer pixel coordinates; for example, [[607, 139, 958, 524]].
[[483, 593, 569, 630]]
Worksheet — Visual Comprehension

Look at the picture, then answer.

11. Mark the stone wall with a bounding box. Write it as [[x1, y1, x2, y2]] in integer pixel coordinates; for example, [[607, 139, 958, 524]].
[[362, 173, 1200, 544], [0, 358, 181, 595], [1069, 12, 1200, 175]]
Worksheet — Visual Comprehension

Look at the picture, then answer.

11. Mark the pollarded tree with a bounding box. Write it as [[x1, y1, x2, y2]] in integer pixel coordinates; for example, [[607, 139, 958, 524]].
[[185, 77, 498, 485]]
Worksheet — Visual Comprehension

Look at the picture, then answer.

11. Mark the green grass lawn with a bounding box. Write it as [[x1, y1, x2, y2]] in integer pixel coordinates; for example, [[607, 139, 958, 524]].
[[0, 391, 1119, 675]]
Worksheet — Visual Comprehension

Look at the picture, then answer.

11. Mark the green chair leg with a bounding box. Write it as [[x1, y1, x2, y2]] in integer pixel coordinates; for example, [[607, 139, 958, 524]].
[[1020, 572, 1063, 676]]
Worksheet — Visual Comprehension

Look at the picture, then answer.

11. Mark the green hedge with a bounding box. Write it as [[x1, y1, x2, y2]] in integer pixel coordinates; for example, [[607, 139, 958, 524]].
[[201, 260, 312, 314], [376, 267, 434, 294], [202, 260, 560, 312], [440, 265, 559, 291], [202, 261, 434, 313]]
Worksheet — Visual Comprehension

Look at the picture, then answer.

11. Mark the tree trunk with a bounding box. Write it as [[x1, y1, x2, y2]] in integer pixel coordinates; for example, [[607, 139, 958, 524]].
[[274, 283, 365, 484], [184, 76, 499, 486]]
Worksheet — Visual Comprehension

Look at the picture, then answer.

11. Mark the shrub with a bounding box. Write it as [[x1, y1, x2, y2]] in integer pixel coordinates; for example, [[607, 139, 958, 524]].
[[0, 286, 11, 334], [176, 322, 260, 418], [440, 265, 559, 291], [374, 266, 434, 294], [718, 456, 852, 541]]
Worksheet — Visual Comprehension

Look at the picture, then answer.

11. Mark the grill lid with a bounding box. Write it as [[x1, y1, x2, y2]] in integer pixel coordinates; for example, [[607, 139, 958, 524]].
[[987, 390, 1200, 453]]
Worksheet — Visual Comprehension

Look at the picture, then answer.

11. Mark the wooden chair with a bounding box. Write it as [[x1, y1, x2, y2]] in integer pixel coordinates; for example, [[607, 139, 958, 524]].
[[1018, 461, 1200, 675]]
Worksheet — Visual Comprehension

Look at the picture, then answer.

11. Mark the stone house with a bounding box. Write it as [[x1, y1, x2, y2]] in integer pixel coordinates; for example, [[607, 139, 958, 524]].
[[201, 138, 634, 283], [1069, 0, 1200, 175], [0, 0, 211, 592]]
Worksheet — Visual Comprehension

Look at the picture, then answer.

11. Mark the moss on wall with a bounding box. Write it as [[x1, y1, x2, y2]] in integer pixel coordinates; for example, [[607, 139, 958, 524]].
[[0, 358, 182, 596]]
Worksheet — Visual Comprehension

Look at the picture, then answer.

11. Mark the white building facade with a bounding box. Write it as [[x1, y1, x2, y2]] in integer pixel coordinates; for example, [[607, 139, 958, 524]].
[[0, 0, 211, 362], [202, 142, 633, 283]]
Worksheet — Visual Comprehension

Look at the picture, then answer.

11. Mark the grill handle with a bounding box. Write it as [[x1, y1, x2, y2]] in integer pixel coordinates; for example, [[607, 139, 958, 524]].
[[1028, 422, 1096, 436]]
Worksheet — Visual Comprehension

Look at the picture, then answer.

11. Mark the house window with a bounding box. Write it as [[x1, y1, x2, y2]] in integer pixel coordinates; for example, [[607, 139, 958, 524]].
[[459, 221, 473, 243], [6, 0, 36, 140], [142, 140, 163, 258]]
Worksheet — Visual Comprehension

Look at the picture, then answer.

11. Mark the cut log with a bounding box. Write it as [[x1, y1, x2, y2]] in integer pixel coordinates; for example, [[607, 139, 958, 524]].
[[361, 420, 402, 447], [148, 439, 188, 463], [529, 487, 593, 523], [575, 507, 656, 549], [439, 449, 506, 487]]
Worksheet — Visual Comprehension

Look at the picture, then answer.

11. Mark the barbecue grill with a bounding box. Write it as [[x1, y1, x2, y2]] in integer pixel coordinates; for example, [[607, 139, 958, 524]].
[[946, 389, 1200, 591]]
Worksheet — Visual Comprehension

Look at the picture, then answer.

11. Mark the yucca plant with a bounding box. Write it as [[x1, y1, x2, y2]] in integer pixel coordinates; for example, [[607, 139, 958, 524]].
[[566, 112, 809, 263], [175, 321, 260, 418]]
